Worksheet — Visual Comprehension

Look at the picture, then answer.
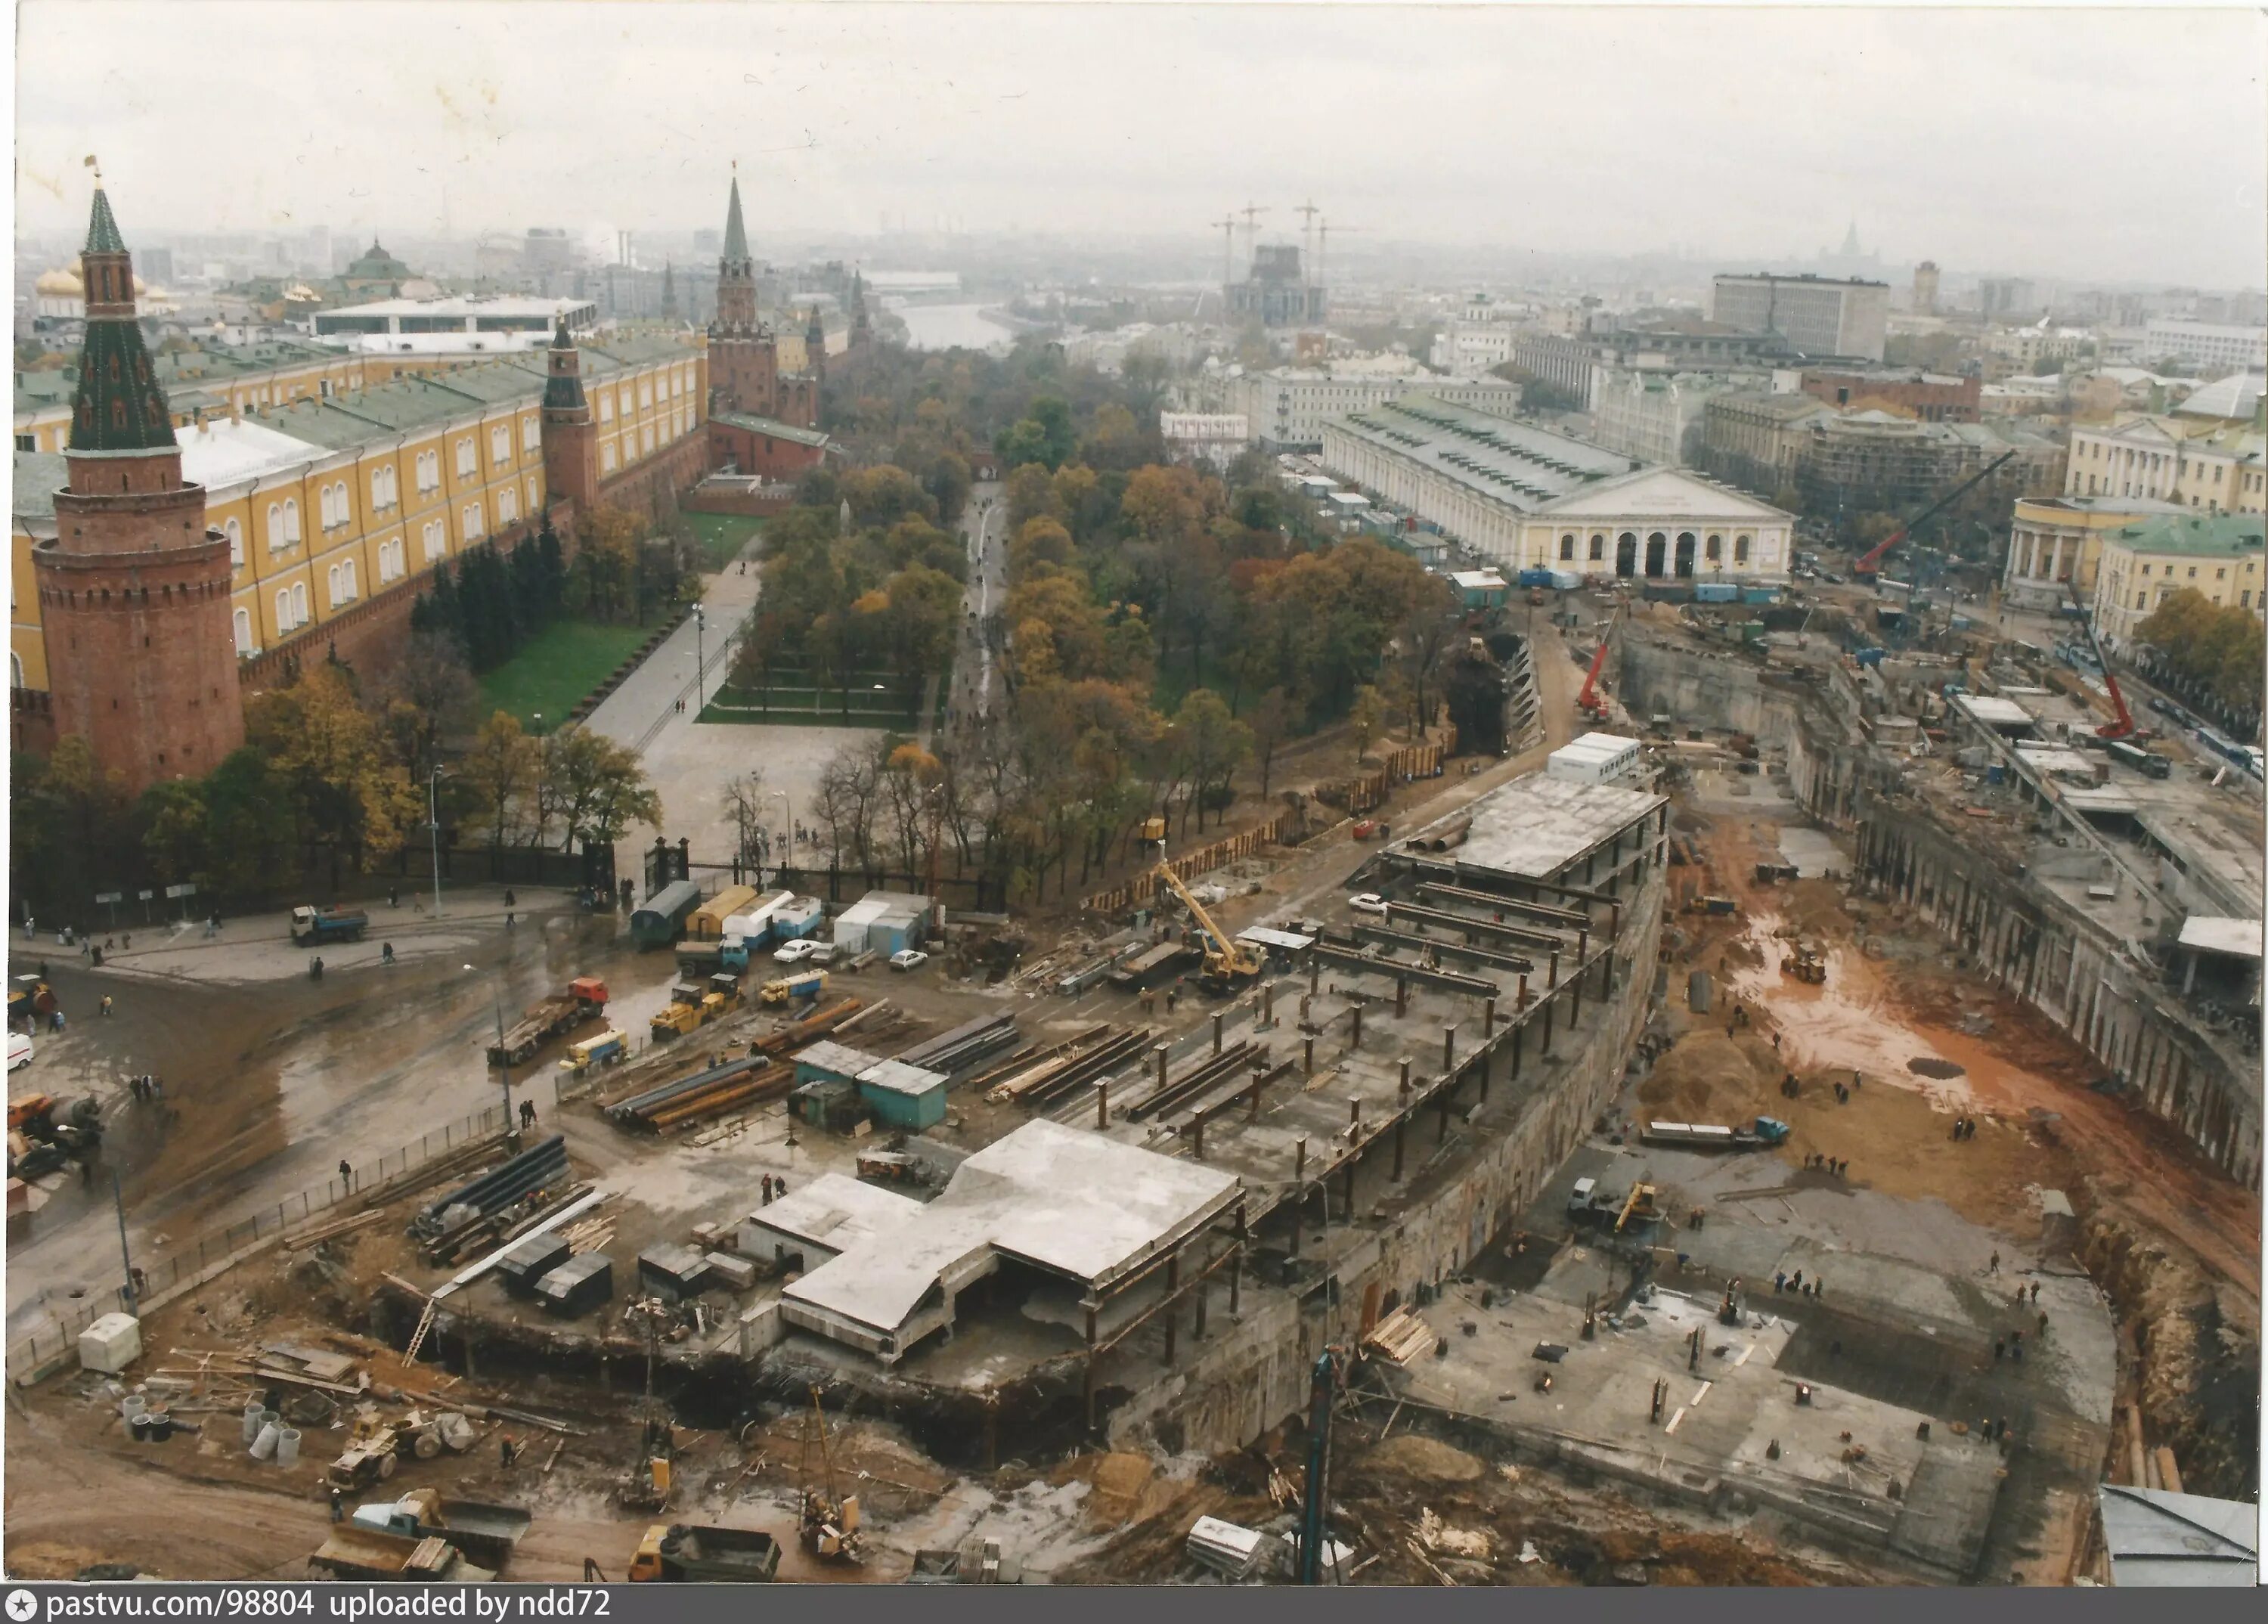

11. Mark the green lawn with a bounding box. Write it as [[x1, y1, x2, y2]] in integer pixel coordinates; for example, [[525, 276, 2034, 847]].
[[685, 513, 766, 572], [476, 620, 654, 727]]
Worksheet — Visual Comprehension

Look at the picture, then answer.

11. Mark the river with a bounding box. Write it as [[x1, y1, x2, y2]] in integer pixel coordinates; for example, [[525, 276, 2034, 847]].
[[888, 300, 1018, 353]]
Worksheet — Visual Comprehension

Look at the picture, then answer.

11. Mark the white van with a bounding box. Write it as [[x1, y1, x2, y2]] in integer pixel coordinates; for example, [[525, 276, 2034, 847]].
[[8, 1031, 33, 1072]]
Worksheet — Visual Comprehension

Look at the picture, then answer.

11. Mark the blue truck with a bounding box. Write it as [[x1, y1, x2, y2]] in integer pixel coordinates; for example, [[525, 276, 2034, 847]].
[[290, 905, 368, 946]]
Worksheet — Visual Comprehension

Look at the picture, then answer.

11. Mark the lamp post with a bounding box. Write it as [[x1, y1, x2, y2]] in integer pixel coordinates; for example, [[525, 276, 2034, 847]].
[[428, 767, 444, 918], [693, 605, 707, 712], [469, 963, 517, 1145], [770, 789, 793, 885]]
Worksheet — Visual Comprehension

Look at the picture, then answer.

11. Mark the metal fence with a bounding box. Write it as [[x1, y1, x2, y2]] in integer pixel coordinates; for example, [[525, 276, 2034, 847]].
[[6, 1104, 508, 1385]]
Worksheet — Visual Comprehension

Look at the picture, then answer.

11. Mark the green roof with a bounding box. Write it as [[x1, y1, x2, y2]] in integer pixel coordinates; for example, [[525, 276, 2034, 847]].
[[11, 451, 70, 520], [723, 177, 750, 263], [713, 411, 827, 448], [84, 187, 125, 255], [2109, 514, 2267, 558]]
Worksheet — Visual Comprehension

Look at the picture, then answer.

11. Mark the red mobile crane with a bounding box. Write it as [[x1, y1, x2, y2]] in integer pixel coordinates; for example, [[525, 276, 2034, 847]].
[[1576, 600, 1626, 720], [1852, 450, 2019, 578], [2066, 583, 2138, 740]]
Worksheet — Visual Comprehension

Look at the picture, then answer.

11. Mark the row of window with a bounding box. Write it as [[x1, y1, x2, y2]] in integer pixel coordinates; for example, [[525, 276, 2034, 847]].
[[1558, 528, 1756, 564]]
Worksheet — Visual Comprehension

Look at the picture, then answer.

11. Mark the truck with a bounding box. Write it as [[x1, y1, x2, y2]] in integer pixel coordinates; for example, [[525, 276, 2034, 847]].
[[309, 1526, 494, 1582], [559, 1028, 628, 1074], [758, 969, 828, 1007], [290, 905, 367, 946], [351, 1489, 531, 1570], [2104, 739, 2171, 779], [1641, 1117, 1790, 1150], [488, 977, 609, 1067], [627, 1523, 782, 1583]]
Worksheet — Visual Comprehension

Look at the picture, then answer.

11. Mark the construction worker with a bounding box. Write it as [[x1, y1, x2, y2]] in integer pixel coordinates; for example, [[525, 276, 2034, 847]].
[[330, 1486, 345, 1523], [500, 1436, 519, 1471], [1988, 1250, 2000, 1275]]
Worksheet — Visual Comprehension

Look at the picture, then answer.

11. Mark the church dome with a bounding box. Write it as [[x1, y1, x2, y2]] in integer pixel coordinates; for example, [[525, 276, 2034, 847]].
[[36, 267, 82, 295]]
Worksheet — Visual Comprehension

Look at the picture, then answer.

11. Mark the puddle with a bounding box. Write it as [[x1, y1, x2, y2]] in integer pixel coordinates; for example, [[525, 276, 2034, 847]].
[[1721, 913, 1972, 1105]]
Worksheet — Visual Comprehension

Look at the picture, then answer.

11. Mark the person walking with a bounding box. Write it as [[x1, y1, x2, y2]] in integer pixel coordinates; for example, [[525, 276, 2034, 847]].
[[1988, 1250, 2000, 1275], [330, 1486, 345, 1523], [99, 995, 113, 1018], [499, 1436, 518, 1471]]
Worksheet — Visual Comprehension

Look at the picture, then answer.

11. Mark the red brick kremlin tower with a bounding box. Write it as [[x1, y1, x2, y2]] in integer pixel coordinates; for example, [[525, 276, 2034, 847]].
[[706, 167, 782, 418], [33, 169, 242, 794]]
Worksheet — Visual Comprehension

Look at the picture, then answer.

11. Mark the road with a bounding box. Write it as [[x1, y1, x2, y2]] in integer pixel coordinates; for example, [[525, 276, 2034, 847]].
[[939, 480, 1005, 749]]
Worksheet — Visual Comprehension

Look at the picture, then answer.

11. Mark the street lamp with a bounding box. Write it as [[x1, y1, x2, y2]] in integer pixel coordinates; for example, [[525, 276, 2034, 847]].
[[770, 789, 793, 882], [428, 767, 444, 919], [693, 604, 707, 712], [468, 963, 518, 1145]]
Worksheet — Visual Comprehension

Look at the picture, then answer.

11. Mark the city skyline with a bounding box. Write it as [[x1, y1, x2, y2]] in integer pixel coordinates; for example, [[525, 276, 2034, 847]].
[[14, 2, 2266, 290]]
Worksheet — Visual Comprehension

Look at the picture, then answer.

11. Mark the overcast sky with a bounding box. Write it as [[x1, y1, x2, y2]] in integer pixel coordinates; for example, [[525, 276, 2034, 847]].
[[14, 2, 2266, 287]]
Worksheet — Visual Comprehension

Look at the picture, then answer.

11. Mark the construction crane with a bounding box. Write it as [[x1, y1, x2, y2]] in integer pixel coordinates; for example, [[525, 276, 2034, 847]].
[[2066, 582, 2139, 739], [1210, 214, 1238, 296], [1576, 600, 1628, 721], [1151, 859, 1262, 991], [797, 1387, 861, 1564], [1614, 1182, 1659, 1232], [1296, 1349, 1340, 1585], [1852, 450, 2019, 578]]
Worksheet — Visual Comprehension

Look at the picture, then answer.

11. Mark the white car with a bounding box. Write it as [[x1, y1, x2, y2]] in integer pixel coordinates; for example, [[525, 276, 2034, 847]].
[[1349, 893, 1390, 915], [7, 1031, 32, 1072], [889, 949, 929, 972], [773, 938, 820, 964]]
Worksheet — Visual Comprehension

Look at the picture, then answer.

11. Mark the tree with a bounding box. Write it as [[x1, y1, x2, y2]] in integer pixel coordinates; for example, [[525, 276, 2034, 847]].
[[460, 711, 544, 851], [375, 628, 479, 785], [1248, 686, 1294, 798], [1169, 688, 1252, 834], [200, 747, 299, 897], [1009, 516, 1074, 582], [137, 779, 212, 888], [720, 768, 770, 872], [537, 726, 660, 853], [1349, 683, 1387, 764], [572, 504, 642, 624], [253, 664, 423, 859]]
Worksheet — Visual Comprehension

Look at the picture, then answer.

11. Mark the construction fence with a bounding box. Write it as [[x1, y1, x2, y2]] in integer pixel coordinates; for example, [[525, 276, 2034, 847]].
[[6, 1105, 510, 1387]]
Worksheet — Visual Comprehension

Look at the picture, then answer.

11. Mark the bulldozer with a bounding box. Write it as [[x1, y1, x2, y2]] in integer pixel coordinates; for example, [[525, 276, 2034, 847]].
[[1780, 946, 1827, 985]]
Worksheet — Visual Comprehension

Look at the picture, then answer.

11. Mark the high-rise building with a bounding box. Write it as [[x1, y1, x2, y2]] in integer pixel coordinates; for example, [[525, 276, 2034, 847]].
[[1227, 243, 1325, 329], [1912, 260, 1939, 316], [1709, 274, 1889, 362], [30, 177, 243, 794]]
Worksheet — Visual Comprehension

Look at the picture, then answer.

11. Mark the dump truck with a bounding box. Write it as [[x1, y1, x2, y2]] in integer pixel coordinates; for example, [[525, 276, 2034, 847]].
[[1641, 1117, 1790, 1150], [489, 976, 609, 1066], [759, 969, 828, 1007], [559, 1028, 628, 1074], [309, 1526, 494, 1582], [627, 1523, 782, 1583], [352, 1489, 531, 1570], [290, 904, 367, 946], [650, 982, 714, 1040]]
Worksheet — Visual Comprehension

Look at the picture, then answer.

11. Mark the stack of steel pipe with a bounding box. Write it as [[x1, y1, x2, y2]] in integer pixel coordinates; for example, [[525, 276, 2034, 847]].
[[640, 1058, 796, 1132]]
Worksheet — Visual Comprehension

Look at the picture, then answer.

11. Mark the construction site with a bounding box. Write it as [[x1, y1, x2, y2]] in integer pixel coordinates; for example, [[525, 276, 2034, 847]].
[[5, 568, 2260, 1587]]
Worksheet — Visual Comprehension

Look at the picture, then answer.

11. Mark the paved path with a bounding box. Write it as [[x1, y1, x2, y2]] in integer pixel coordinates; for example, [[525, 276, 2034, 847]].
[[940, 482, 1005, 751]]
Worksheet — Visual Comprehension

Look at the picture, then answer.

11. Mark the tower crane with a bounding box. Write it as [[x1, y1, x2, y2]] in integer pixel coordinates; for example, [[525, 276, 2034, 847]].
[[1210, 214, 1238, 298]]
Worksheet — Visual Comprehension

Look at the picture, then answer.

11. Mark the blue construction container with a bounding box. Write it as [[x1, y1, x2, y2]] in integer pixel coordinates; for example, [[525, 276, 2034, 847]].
[[1693, 581, 1740, 604]]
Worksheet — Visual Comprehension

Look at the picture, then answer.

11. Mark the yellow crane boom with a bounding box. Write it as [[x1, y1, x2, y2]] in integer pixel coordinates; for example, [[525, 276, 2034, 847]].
[[1151, 862, 1261, 983]]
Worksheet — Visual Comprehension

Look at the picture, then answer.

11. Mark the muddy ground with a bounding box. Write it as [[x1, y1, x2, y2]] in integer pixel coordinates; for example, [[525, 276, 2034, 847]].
[[1651, 807, 2260, 1504]]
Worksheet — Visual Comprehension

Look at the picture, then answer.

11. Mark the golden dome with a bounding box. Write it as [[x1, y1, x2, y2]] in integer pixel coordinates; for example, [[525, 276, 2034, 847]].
[[36, 267, 82, 295]]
